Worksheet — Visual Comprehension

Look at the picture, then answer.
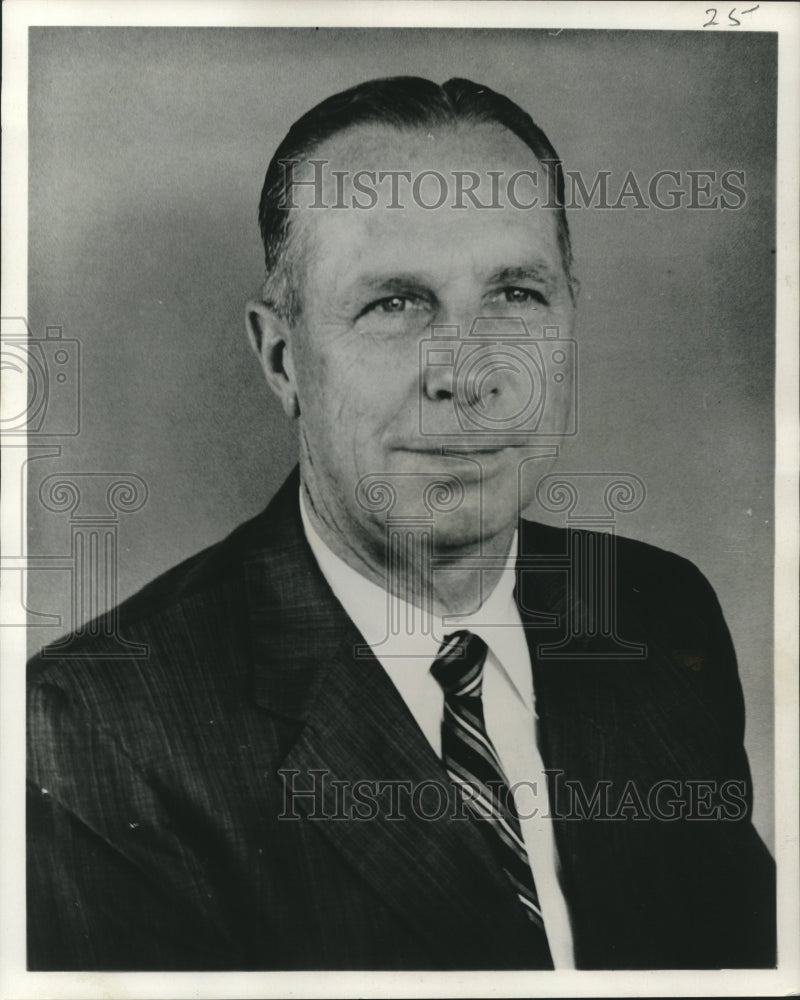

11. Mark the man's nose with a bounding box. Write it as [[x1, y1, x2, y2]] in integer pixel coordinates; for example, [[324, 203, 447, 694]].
[[421, 312, 488, 406], [422, 357, 455, 402], [422, 346, 508, 409]]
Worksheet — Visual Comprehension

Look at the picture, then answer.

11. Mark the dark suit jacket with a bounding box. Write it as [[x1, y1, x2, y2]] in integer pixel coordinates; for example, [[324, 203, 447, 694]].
[[27, 468, 775, 971]]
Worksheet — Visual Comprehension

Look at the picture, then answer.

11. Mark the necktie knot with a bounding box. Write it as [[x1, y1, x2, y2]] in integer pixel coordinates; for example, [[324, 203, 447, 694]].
[[430, 630, 488, 698]]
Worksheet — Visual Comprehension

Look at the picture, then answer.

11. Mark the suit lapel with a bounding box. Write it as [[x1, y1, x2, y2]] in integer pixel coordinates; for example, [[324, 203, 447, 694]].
[[281, 636, 538, 964], [514, 520, 743, 967], [516, 519, 621, 762], [243, 476, 535, 966]]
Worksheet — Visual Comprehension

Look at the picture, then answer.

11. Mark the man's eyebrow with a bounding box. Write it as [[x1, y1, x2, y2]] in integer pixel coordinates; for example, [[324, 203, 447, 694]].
[[348, 272, 436, 297], [485, 263, 559, 287]]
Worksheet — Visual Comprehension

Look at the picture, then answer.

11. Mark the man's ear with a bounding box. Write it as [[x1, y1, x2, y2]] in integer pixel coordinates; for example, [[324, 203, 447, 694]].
[[245, 300, 300, 419]]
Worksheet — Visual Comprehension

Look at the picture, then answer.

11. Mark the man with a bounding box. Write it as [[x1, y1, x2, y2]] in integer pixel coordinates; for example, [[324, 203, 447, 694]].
[[27, 76, 775, 971]]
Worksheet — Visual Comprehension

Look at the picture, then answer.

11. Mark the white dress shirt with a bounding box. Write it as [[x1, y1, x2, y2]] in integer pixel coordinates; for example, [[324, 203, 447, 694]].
[[299, 494, 575, 968]]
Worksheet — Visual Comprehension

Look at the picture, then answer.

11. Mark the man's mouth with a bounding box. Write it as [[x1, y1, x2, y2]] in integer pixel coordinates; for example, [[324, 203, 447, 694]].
[[398, 446, 507, 456]]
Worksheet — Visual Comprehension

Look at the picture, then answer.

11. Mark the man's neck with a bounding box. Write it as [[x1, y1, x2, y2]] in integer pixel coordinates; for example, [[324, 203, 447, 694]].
[[299, 480, 517, 619]]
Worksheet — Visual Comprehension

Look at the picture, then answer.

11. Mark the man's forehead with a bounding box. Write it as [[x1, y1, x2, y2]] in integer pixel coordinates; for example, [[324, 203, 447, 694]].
[[287, 119, 545, 193]]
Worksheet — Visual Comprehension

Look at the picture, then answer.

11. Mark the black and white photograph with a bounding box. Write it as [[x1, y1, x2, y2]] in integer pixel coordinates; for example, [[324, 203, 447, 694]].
[[2, 1, 798, 996]]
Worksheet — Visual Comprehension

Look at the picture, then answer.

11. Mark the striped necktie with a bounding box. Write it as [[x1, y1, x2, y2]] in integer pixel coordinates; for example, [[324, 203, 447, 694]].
[[430, 629, 554, 968]]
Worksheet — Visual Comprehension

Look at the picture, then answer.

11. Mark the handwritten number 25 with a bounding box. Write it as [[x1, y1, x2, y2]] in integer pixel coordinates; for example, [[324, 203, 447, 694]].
[[704, 7, 758, 26]]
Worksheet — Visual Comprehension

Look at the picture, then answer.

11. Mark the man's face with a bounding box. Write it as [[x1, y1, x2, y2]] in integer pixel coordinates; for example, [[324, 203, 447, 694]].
[[280, 122, 576, 561]]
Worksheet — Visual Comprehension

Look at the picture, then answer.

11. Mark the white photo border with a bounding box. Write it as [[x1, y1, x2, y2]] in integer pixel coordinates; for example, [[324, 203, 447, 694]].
[[2, 2, 798, 997]]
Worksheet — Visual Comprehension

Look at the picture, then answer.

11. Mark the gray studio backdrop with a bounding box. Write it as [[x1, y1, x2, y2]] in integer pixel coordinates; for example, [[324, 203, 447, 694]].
[[27, 28, 776, 847]]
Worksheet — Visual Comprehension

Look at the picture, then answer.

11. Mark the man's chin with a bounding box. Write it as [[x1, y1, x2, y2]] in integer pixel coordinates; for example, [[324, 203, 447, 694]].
[[354, 488, 517, 552], [427, 501, 520, 555]]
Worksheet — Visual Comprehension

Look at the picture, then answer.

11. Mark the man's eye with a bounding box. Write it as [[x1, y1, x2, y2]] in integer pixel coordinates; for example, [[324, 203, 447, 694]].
[[375, 296, 409, 313], [498, 287, 547, 305], [358, 295, 427, 321]]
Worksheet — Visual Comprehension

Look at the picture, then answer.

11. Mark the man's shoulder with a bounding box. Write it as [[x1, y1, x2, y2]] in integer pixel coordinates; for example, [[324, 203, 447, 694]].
[[520, 516, 709, 584], [518, 516, 724, 640]]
